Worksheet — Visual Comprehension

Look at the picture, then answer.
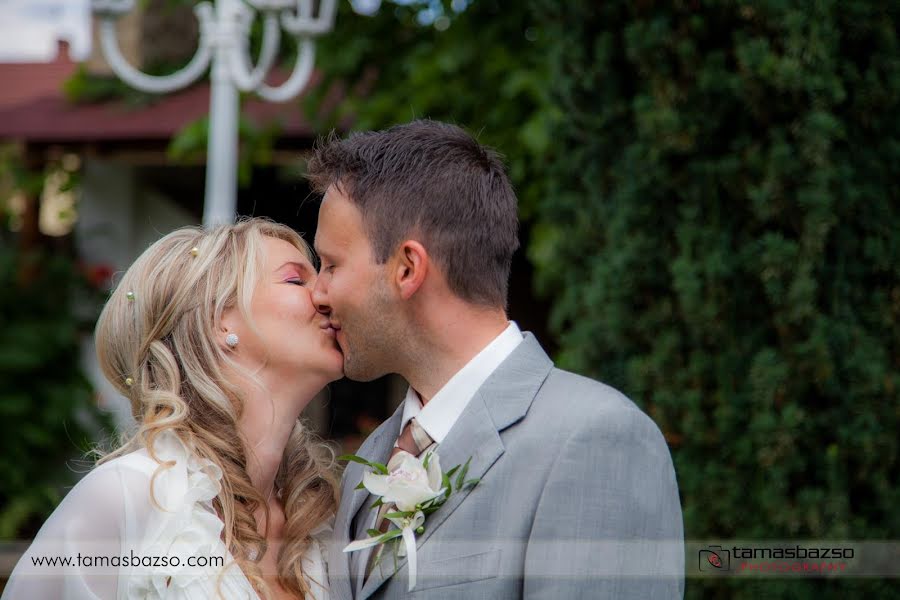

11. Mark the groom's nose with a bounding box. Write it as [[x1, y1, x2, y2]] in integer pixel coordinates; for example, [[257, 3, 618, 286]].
[[311, 277, 331, 315]]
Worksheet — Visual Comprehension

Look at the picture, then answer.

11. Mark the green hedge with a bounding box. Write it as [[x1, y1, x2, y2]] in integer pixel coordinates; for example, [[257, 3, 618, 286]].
[[0, 244, 111, 541], [528, 1, 899, 597]]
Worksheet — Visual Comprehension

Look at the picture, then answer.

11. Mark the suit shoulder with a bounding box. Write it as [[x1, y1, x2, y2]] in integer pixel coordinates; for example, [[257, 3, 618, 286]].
[[533, 368, 665, 441], [540, 367, 639, 414]]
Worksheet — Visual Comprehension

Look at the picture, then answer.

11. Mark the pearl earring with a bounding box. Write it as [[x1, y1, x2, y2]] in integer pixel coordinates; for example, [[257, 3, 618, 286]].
[[225, 333, 239, 348]]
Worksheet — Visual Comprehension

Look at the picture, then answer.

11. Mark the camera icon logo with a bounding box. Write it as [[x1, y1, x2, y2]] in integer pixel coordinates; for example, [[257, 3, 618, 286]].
[[698, 545, 730, 573]]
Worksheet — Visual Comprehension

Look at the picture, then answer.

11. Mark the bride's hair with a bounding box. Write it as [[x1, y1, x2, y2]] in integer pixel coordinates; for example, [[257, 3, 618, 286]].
[[94, 217, 338, 599]]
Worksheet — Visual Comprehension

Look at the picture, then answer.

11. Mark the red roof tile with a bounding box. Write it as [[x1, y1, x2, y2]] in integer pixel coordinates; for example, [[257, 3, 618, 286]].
[[0, 42, 338, 144], [0, 42, 78, 109], [0, 78, 321, 143]]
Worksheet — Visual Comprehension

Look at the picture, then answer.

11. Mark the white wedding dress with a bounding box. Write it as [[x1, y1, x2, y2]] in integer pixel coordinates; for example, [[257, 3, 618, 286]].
[[2, 430, 330, 599]]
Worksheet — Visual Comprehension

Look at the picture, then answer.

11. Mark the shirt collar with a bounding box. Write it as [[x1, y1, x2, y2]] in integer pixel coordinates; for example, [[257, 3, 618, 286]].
[[399, 321, 524, 443]]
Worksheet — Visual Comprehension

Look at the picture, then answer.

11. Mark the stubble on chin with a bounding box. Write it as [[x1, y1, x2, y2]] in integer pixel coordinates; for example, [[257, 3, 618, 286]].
[[342, 356, 376, 382], [341, 355, 381, 383], [341, 318, 400, 383], [340, 331, 391, 382]]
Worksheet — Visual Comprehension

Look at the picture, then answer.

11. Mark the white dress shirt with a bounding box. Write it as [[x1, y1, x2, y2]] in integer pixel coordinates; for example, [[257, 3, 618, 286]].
[[399, 321, 524, 444]]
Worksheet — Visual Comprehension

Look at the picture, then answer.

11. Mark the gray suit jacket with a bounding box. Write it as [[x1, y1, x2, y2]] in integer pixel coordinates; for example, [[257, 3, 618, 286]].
[[327, 333, 684, 599]]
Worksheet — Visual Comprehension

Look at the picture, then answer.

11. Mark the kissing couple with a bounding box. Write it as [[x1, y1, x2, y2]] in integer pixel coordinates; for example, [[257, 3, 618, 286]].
[[3, 120, 684, 599]]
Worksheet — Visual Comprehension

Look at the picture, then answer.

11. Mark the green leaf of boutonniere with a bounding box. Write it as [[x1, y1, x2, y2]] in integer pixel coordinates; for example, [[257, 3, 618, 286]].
[[444, 464, 461, 481], [440, 473, 453, 500], [384, 511, 413, 520], [338, 454, 389, 474], [376, 529, 404, 544], [455, 457, 472, 490]]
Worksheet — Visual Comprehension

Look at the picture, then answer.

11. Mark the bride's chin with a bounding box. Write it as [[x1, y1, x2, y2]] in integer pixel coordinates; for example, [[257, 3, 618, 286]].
[[327, 356, 345, 380]]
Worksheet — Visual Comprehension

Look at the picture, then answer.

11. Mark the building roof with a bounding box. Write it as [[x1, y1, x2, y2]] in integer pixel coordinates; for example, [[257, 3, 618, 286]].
[[0, 54, 79, 110], [0, 41, 338, 145]]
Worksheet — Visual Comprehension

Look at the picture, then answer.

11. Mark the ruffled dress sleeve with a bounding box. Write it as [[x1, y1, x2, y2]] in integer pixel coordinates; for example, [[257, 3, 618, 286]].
[[122, 430, 254, 599], [2, 431, 257, 599], [3, 430, 332, 600]]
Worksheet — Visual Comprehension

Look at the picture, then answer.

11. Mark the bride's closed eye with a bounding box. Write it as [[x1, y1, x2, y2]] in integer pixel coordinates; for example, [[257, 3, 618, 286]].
[[277, 261, 313, 286]]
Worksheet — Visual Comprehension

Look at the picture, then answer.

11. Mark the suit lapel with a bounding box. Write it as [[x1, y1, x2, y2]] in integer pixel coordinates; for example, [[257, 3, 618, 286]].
[[349, 406, 403, 525], [330, 405, 403, 600], [329, 464, 363, 600], [358, 333, 554, 599]]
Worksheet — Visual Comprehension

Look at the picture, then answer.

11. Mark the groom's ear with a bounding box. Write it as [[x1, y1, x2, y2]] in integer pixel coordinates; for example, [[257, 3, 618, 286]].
[[393, 240, 428, 300]]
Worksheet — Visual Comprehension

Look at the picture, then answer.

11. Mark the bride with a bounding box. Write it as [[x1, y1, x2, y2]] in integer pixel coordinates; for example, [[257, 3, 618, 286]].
[[3, 218, 342, 599]]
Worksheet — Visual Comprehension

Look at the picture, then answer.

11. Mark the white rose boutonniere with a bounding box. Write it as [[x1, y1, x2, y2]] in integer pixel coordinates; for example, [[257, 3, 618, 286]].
[[339, 450, 479, 591]]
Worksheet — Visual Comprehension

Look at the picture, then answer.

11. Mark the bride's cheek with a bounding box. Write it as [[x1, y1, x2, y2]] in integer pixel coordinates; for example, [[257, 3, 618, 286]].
[[302, 290, 319, 314]]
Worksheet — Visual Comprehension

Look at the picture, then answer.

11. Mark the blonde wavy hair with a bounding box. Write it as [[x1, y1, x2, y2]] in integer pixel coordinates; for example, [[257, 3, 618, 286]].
[[94, 217, 338, 598]]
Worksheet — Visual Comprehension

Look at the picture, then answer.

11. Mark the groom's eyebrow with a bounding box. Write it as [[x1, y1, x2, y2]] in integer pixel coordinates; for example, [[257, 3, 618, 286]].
[[314, 243, 332, 262]]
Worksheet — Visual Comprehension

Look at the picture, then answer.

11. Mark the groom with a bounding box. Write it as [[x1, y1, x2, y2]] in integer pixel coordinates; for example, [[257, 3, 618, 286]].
[[308, 120, 684, 599]]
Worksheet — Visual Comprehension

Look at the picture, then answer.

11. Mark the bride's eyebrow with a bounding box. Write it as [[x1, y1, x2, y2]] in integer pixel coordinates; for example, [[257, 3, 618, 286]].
[[275, 261, 312, 276]]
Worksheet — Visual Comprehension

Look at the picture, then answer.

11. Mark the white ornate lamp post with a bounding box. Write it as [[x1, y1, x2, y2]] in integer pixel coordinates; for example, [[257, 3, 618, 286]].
[[92, 0, 337, 226]]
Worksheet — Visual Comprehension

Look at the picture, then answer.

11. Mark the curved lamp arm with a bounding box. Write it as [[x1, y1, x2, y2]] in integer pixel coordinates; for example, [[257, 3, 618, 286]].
[[228, 4, 282, 92], [253, 0, 328, 103], [254, 38, 315, 103], [281, 0, 337, 36], [94, 1, 215, 94]]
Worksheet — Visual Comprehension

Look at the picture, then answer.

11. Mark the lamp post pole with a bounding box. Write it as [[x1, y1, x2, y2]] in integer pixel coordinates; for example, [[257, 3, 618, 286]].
[[206, 0, 241, 226], [91, 0, 336, 226]]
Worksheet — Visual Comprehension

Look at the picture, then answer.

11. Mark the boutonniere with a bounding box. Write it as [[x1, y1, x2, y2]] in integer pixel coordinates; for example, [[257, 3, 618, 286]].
[[338, 450, 480, 591]]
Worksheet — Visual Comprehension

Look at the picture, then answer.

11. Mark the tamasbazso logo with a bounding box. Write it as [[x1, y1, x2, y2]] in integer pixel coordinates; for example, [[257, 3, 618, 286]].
[[699, 545, 731, 572]]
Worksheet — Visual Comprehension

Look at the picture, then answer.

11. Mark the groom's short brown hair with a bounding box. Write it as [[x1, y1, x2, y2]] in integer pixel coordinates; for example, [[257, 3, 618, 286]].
[[306, 119, 519, 308]]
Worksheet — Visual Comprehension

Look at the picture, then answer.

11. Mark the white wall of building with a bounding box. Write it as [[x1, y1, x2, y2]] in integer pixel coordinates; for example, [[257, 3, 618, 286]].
[[76, 158, 195, 430]]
